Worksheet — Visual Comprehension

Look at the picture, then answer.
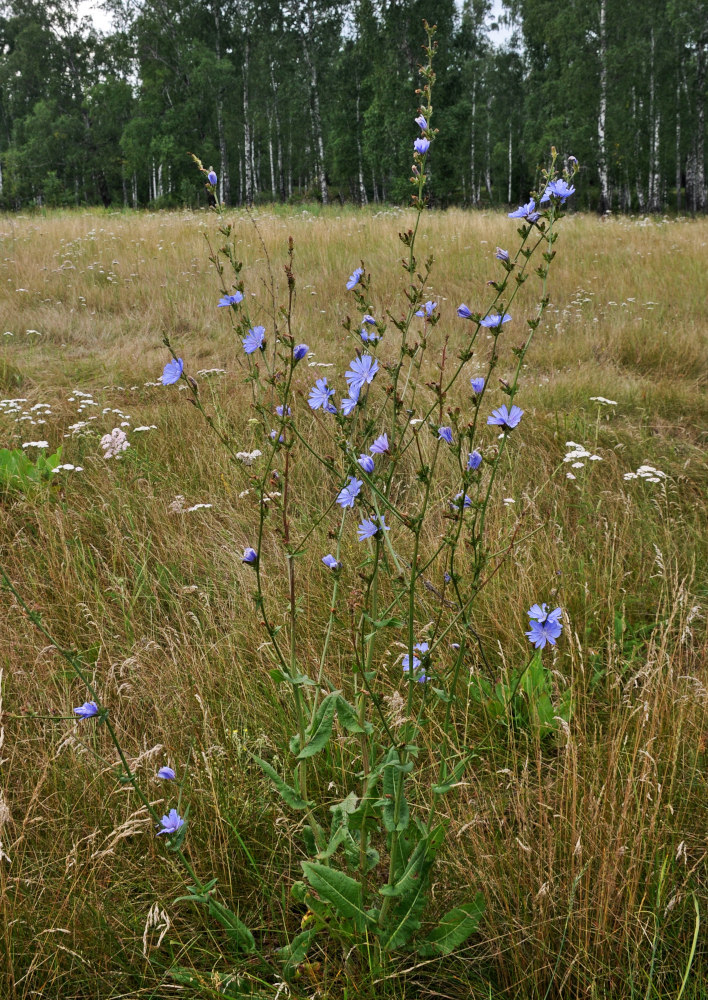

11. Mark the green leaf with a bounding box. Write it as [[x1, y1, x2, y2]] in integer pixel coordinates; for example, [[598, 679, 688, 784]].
[[277, 928, 316, 981], [335, 695, 373, 735], [416, 894, 485, 957], [433, 756, 471, 795], [301, 861, 375, 932], [251, 753, 312, 810], [297, 693, 337, 759], [379, 835, 430, 898], [380, 747, 409, 833], [207, 897, 256, 953], [378, 846, 434, 951], [269, 668, 315, 686]]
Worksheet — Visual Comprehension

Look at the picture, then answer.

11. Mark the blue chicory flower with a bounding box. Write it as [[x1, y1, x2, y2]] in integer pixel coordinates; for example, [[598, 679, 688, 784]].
[[508, 198, 537, 220], [207, 170, 218, 186], [438, 426, 453, 444], [270, 430, 284, 442], [322, 554, 341, 571], [157, 766, 176, 780], [243, 326, 265, 354], [415, 300, 437, 318], [470, 377, 485, 394], [362, 314, 376, 325], [457, 304, 472, 319], [308, 378, 336, 413], [341, 395, 359, 416], [294, 343, 309, 361], [336, 476, 363, 509], [275, 405, 291, 417], [487, 404, 524, 430], [360, 329, 380, 343], [467, 450, 483, 471], [346, 267, 364, 290], [74, 701, 99, 719], [369, 433, 389, 455], [217, 292, 243, 307], [415, 114, 427, 130], [414, 138, 430, 154], [157, 809, 185, 836], [403, 641, 429, 682], [357, 516, 390, 541], [358, 453, 375, 474], [495, 247, 510, 262], [345, 355, 379, 395], [452, 492, 472, 509], [540, 179, 576, 204], [161, 358, 184, 385], [525, 603, 563, 649], [242, 547, 258, 564], [479, 313, 511, 328]]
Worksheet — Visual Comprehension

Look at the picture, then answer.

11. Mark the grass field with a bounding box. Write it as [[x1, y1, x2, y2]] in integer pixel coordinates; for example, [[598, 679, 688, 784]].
[[0, 204, 706, 999]]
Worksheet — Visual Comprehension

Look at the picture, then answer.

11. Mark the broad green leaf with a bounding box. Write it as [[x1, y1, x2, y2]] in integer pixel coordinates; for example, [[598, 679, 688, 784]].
[[277, 928, 316, 981], [335, 695, 373, 734], [297, 692, 337, 759], [416, 894, 485, 957], [378, 862, 432, 951], [380, 747, 409, 833], [207, 897, 256, 953], [251, 753, 312, 810], [301, 861, 375, 931], [316, 824, 353, 861], [379, 835, 430, 898]]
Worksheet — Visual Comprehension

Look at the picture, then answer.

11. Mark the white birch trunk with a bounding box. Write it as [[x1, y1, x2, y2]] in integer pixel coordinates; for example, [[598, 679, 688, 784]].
[[507, 124, 512, 204], [243, 37, 253, 205], [302, 32, 328, 204], [597, 0, 610, 212], [696, 36, 706, 211], [356, 91, 367, 205], [469, 79, 477, 206]]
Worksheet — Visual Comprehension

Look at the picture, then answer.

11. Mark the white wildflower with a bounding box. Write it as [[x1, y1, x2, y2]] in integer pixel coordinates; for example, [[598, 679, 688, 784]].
[[100, 428, 130, 459]]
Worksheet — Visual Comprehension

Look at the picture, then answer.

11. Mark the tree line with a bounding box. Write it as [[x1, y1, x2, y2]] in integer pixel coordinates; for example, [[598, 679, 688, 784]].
[[0, 0, 705, 212]]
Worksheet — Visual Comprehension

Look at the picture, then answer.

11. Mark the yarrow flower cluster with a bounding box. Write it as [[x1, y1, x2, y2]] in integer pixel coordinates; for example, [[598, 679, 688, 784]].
[[100, 427, 130, 459]]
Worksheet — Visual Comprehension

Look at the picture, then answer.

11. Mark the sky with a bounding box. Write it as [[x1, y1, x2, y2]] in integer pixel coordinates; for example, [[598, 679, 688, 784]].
[[77, 1, 114, 34]]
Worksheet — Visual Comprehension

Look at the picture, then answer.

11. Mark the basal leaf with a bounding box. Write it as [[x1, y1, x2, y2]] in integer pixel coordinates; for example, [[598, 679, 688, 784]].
[[277, 928, 316, 981], [416, 894, 485, 957], [301, 861, 375, 932]]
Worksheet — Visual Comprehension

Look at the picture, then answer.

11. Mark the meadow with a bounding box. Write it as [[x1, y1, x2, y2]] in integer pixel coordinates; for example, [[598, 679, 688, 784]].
[[0, 203, 706, 999]]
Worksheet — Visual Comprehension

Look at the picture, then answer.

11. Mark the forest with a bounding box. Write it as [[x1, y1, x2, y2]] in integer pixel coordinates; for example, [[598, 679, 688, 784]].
[[0, 0, 706, 212]]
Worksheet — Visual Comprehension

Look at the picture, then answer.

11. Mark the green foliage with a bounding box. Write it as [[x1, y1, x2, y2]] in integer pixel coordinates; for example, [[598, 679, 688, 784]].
[[0, 0, 703, 209], [469, 649, 572, 739], [0, 445, 62, 491]]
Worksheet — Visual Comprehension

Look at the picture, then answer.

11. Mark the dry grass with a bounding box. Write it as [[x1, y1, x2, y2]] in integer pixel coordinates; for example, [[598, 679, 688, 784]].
[[0, 205, 706, 999]]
